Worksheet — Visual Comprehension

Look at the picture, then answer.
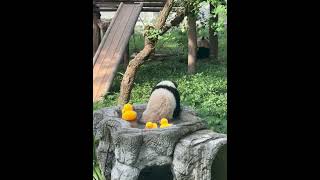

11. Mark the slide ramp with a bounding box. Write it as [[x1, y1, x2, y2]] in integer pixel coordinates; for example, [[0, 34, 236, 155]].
[[93, 2, 143, 102]]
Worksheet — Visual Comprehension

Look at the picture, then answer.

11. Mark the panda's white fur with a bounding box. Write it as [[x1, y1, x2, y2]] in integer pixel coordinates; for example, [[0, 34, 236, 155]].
[[141, 81, 179, 123], [197, 37, 210, 48]]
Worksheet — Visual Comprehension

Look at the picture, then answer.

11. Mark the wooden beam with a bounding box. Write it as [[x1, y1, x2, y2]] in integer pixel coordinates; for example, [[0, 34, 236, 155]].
[[188, 15, 197, 74], [96, 0, 165, 2], [122, 44, 129, 68], [99, 7, 183, 12], [93, 16, 101, 57], [99, 7, 162, 12], [96, 2, 165, 7]]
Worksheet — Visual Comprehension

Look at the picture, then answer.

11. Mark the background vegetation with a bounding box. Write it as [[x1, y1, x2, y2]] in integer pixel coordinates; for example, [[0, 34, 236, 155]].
[[94, 28, 227, 133]]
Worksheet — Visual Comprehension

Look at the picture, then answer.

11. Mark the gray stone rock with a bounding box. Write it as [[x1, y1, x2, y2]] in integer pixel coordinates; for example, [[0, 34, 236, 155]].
[[93, 104, 227, 180], [172, 130, 227, 180], [111, 161, 140, 180], [93, 106, 131, 179]]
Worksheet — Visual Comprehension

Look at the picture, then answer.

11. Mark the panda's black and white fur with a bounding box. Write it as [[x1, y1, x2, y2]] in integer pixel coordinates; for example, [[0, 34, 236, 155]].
[[141, 80, 181, 123], [197, 36, 210, 59]]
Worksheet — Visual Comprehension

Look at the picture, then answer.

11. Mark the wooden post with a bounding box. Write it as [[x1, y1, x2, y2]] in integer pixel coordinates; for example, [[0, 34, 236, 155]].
[[93, 3, 101, 57], [99, 21, 104, 40], [209, 3, 218, 60], [98, 20, 111, 41], [93, 15, 101, 57], [122, 29, 133, 68], [188, 15, 197, 74], [123, 44, 129, 68]]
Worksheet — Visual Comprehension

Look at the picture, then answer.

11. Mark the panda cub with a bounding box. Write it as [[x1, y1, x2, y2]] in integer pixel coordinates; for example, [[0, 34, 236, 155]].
[[197, 36, 210, 59], [141, 80, 181, 123]]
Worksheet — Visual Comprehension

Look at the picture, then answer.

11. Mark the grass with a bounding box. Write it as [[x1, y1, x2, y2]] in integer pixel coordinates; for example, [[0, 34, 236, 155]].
[[93, 28, 227, 134]]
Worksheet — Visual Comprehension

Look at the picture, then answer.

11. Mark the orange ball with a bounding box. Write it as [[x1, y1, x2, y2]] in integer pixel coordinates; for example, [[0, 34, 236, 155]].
[[122, 110, 137, 121]]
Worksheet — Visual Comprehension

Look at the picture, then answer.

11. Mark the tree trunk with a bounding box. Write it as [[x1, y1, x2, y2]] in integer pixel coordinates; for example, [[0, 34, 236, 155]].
[[188, 15, 197, 74], [118, 0, 176, 105], [118, 44, 154, 105], [93, 16, 101, 57], [209, 4, 218, 60]]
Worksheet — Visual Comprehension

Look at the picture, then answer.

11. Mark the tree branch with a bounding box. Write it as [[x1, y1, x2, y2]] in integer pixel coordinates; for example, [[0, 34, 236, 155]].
[[154, 0, 174, 29], [160, 10, 185, 36], [118, 0, 181, 105]]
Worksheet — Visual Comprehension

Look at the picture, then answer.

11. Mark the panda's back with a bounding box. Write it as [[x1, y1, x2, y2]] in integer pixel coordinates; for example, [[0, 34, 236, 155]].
[[146, 88, 176, 120], [197, 38, 210, 48]]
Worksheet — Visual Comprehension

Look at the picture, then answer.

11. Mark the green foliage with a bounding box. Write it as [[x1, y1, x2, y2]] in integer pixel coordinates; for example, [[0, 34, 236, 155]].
[[131, 25, 227, 60], [157, 27, 188, 55], [132, 0, 227, 51], [94, 29, 227, 134], [93, 136, 105, 180], [129, 33, 145, 54], [209, 3, 227, 33], [175, 0, 227, 35], [94, 58, 227, 133], [144, 26, 162, 42], [129, 27, 188, 57]]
